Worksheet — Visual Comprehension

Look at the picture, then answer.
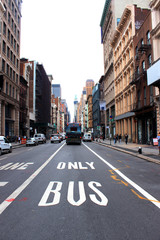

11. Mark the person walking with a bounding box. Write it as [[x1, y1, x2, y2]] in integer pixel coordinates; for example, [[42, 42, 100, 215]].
[[125, 133, 128, 144], [119, 134, 121, 143]]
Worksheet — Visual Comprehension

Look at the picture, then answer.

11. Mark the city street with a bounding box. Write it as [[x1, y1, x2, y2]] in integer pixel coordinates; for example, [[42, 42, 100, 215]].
[[0, 141, 160, 240]]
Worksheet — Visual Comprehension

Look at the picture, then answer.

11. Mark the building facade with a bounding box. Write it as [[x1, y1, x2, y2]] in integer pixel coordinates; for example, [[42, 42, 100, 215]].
[[147, 0, 160, 135], [111, 5, 150, 142], [100, 0, 151, 140], [0, 0, 22, 138], [132, 11, 157, 144], [92, 83, 101, 137]]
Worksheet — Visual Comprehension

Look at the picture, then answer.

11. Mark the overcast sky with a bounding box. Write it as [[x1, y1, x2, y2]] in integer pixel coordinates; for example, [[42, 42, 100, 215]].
[[20, 0, 106, 120]]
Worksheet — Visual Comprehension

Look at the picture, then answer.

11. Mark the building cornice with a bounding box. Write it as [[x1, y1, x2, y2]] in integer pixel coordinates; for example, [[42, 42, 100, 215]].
[[100, 0, 111, 28], [149, 0, 160, 9]]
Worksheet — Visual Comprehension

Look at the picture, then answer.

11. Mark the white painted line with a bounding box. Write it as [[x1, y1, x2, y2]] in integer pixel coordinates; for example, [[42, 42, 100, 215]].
[[27, 148, 33, 151], [0, 157, 7, 161], [0, 182, 8, 186], [0, 143, 66, 215], [83, 143, 160, 209]]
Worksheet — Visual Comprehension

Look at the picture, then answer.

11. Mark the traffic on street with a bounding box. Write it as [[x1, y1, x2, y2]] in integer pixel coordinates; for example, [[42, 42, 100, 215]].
[[0, 140, 160, 240]]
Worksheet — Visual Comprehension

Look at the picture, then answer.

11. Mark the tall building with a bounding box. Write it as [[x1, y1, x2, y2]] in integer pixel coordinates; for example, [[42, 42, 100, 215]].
[[100, 0, 151, 139], [111, 5, 151, 142], [86, 79, 94, 98], [73, 95, 78, 122], [0, 0, 22, 137], [52, 84, 61, 98]]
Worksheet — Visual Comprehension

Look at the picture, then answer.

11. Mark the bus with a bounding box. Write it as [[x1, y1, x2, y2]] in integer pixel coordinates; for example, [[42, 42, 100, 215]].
[[65, 123, 82, 145]]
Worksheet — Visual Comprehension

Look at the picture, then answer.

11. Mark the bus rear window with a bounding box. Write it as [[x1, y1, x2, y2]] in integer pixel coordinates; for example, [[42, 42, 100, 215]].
[[70, 127, 77, 131]]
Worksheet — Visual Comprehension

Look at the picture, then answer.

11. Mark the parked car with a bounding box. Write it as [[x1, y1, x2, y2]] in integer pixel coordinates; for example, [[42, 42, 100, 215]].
[[0, 136, 12, 155], [59, 134, 63, 142], [83, 133, 92, 142], [50, 134, 61, 143], [26, 138, 38, 146], [33, 133, 46, 144]]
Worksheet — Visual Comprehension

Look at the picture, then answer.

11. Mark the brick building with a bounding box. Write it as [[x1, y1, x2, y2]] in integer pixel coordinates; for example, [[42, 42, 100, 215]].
[[131, 11, 157, 144]]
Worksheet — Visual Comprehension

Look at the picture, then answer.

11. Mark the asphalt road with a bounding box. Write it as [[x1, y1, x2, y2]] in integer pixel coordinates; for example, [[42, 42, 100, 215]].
[[0, 141, 160, 240]]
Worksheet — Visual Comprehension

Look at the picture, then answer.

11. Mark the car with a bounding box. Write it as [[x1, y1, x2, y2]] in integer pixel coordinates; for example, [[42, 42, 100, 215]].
[[33, 133, 46, 144], [0, 136, 12, 155], [50, 134, 61, 143], [59, 134, 63, 142], [26, 138, 38, 146], [83, 133, 92, 142]]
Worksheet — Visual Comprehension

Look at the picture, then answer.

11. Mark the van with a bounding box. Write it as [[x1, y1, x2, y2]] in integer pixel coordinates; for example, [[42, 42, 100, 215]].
[[33, 133, 46, 144]]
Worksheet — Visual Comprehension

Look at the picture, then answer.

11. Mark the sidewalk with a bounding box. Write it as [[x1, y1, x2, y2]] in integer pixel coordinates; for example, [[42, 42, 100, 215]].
[[94, 138, 160, 165]]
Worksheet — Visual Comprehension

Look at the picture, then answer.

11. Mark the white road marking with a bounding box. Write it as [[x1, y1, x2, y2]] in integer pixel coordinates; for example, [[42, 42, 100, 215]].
[[0, 157, 7, 161], [0, 143, 65, 214], [0, 182, 8, 187], [83, 143, 160, 209], [27, 148, 33, 151]]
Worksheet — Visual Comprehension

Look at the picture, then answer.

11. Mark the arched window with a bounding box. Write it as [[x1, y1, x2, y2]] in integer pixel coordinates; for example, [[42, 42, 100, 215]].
[[146, 31, 151, 44]]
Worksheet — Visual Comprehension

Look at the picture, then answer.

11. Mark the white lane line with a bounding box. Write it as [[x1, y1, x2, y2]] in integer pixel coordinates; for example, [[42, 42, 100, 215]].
[[0, 157, 7, 161], [0, 143, 66, 215], [83, 143, 160, 209]]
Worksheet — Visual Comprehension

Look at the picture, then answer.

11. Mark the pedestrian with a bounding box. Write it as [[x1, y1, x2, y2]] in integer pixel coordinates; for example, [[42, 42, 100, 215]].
[[116, 134, 119, 142], [103, 134, 105, 141], [113, 134, 116, 144], [119, 134, 121, 143], [18, 136, 21, 143], [125, 133, 128, 144]]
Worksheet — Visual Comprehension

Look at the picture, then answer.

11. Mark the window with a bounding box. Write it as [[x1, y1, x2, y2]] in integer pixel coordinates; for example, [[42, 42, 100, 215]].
[[10, 67, 12, 79], [7, 29, 10, 41], [8, 12, 11, 24], [148, 54, 152, 67], [6, 82, 8, 94], [142, 61, 145, 72], [17, 44, 19, 54], [4, 4, 7, 18], [11, 19, 14, 30], [12, 2, 14, 14], [13, 71, 15, 81], [146, 31, 151, 44], [9, 84, 11, 96], [6, 64, 9, 76], [8, 0, 11, 8], [12, 87, 14, 98], [144, 86, 146, 106], [3, 22, 6, 35], [11, 34, 13, 45], [7, 46, 10, 58], [2, 59, 5, 72], [141, 39, 144, 46], [2, 40, 6, 54], [16, 74, 18, 83], [117, 18, 120, 26]]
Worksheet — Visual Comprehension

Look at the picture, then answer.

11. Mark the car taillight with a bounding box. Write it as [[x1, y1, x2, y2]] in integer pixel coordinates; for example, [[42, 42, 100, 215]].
[[66, 136, 68, 139], [80, 136, 82, 139]]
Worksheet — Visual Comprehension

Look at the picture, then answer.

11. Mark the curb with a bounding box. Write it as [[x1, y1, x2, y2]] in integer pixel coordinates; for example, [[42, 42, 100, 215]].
[[12, 144, 25, 149], [94, 141, 160, 165]]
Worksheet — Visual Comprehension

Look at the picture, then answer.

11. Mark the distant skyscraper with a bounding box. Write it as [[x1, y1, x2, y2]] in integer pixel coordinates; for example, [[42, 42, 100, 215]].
[[86, 79, 94, 97], [74, 95, 78, 122], [52, 84, 61, 98]]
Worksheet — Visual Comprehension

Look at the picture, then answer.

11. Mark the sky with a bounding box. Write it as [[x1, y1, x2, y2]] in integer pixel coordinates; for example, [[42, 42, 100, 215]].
[[20, 0, 106, 121]]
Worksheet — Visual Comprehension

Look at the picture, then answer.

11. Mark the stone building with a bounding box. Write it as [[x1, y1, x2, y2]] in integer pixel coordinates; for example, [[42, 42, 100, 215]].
[[100, 0, 151, 139], [0, 0, 22, 138], [111, 5, 150, 142]]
